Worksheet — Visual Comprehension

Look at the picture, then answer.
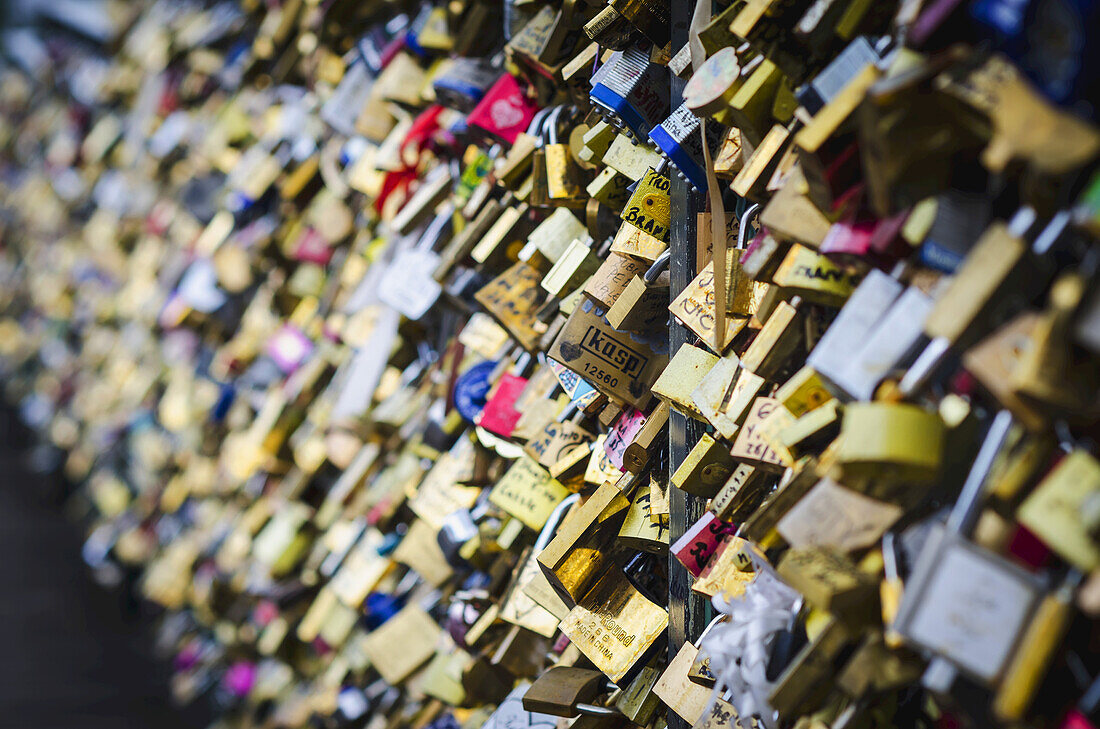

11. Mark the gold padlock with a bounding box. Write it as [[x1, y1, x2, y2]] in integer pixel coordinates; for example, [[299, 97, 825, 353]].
[[537, 480, 631, 605], [671, 433, 739, 498], [835, 402, 944, 483], [651, 343, 720, 419], [605, 253, 670, 332], [559, 566, 669, 684], [617, 486, 670, 552], [710, 464, 770, 523], [622, 400, 670, 473]]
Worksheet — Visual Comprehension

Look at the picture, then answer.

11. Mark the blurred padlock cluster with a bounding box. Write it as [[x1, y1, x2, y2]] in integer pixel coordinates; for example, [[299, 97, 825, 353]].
[[2, 0, 1100, 728]]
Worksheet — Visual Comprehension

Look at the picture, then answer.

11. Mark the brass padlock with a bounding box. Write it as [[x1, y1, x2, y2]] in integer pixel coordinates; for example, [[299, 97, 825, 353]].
[[541, 237, 601, 300], [651, 343, 720, 420], [622, 400, 670, 473], [617, 485, 670, 552], [522, 666, 612, 717], [671, 433, 739, 498], [1011, 271, 1099, 417], [835, 402, 944, 483], [653, 639, 717, 724], [360, 605, 443, 685], [537, 480, 631, 605], [605, 250, 670, 332], [709, 463, 772, 523], [559, 565, 669, 684], [547, 297, 668, 409], [614, 655, 663, 724], [543, 108, 592, 208]]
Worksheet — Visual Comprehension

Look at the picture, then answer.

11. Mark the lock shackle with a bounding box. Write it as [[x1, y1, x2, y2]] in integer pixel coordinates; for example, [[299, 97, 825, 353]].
[[644, 251, 671, 284], [696, 613, 727, 644], [946, 409, 1015, 536], [556, 401, 580, 422], [575, 704, 622, 717], [736, 203, 761, 250], [545, 106, 565, 146], [1033, 209, 1072, 256], [882, 532, 901, 582], [416, 203, 454, 250], [534, 492, 581, 551], [526, 107, 553, 139], [1055, 420, 1085, 454]]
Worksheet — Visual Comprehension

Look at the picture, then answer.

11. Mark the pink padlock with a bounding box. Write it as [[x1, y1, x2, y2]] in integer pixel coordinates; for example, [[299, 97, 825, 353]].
[[671, 512, 737, 578], [604, 407, 647, 471], [467, 73, 539, 145], [477, 373, 528, 437]]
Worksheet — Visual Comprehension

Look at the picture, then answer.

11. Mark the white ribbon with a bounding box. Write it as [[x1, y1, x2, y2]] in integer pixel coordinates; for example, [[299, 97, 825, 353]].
[[698, 558, 801, 729]]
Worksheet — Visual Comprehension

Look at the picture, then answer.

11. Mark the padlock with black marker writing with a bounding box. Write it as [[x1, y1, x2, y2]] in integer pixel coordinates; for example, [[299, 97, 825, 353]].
[[606, 250, 670, 332]]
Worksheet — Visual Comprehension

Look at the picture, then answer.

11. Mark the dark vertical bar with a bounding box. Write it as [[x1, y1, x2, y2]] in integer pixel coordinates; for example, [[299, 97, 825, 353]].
[[666, 0, 708, 720]]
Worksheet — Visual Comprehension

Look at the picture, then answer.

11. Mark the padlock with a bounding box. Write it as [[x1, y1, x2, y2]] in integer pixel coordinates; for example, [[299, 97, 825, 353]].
[[361, 605, 444, 685], [432, 57, 500, 113], [709, 463, 771, 522], [1011, 272, 1099, 417], [589, 48, 671, 144], [537, 479, 631, 605], [671, 433, 739, 498], [542, 237, 601, 300], [653, 640, 716, 724], [740, 300, 803, 379], [1018, 450, 1100, 572], [618, 485, 671, 552], [622, 400, 670, 473], [393, 518, 456, 586], [605, 252, 670, 333], [585, 252, 649, 310], [522, 666, 613, 716], [619, 167, 671, 243], [528, 207, 590, 263], [835, 402, 944, 482], [728, 397, 789, 472], [475, 263, 550, 352], [775, 399, 841, 461], [671, 511, 737, 578], [548, 297, 668, 409], [691, 537, 759, 601], [501, 494, 580, 633], [776, 476, 901, 554], [468, 72, 541, 145], [739, 458, 820, 543], [542, 107, 592, 208], [649, 103, 724, 192], [651, 344, 721, 419], [692, 354, 745, 440], [559, 564, 669, 684], [489, 454, 574, 532], [613, 654, 663, 724]]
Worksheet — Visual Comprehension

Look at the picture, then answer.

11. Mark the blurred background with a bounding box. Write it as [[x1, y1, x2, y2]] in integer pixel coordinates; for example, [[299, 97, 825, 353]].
[[0, 407, 210, 727], [0, 5, 205, 725]]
